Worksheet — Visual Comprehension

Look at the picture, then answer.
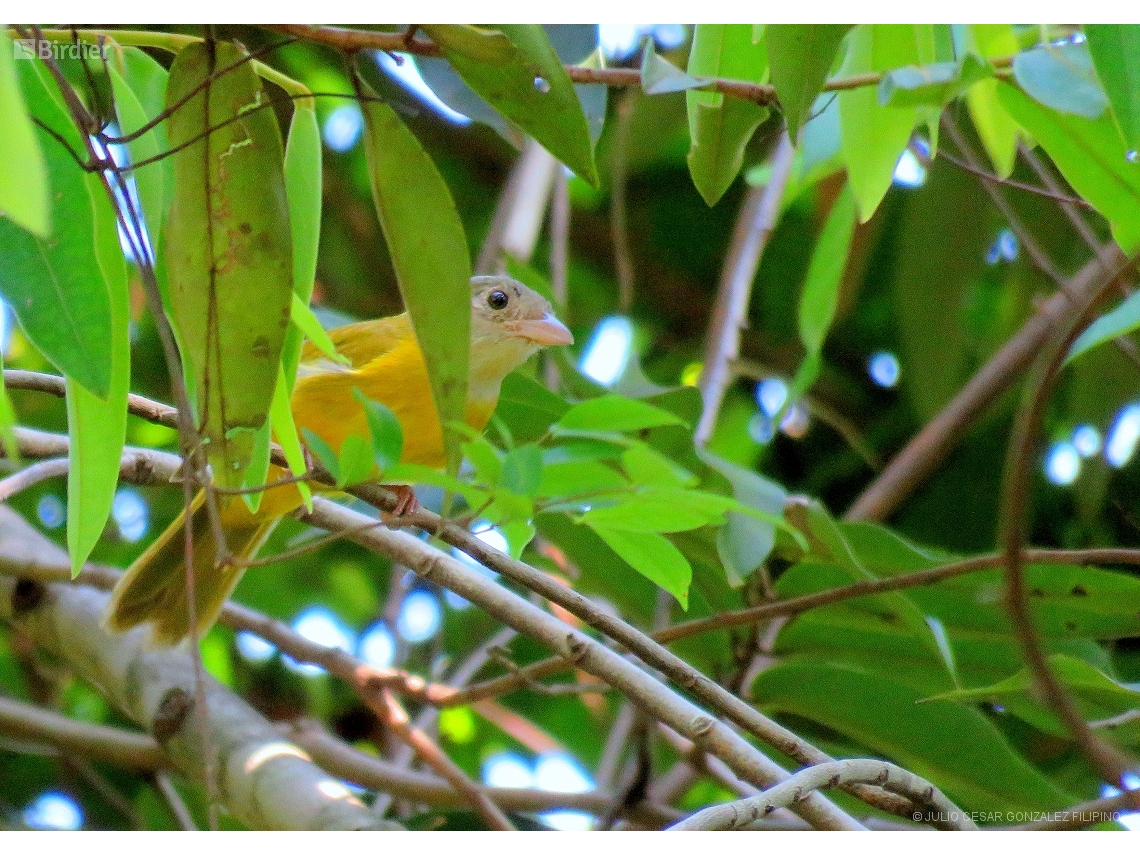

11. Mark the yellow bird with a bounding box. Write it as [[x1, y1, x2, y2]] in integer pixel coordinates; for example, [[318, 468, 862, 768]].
[[105, 275, 573, 645]]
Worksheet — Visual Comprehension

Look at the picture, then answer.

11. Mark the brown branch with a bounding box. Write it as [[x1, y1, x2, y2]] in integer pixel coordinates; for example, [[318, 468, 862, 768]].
[[942, 117, 1069, 285], [3, 424, 902, 825], [0, 457, 70, 502], [609, 91, 637, 313], [360, 685, 516, 830], [998, 256, 1137, 785], [300, 497, 867, 830], [669, 758, 976, 831], [286, 721, 683, 826], [936, 148, 1093, 209], [695, 131, 797, 445], [657, 547, 1140, 645], [262, 24, 1015, 111], [845, 247, 1134, 522], [0, 694, 166, 771]]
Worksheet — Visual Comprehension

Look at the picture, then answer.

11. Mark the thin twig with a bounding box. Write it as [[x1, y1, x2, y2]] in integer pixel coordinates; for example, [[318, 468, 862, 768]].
[[937, 148, 1093, 209], [1018, 143, 1109, 261], [0, 457, 70, 502], [360, 686, 516, 830], [155, 771, 198, 830], [845, 248, 1134, 522], [695, 131, 796, 445], [657, 547, 1140, 644], [998, 253, 1137, 785], [262, 24, 1016, 109], [301, 497, 867, 830], [942, 117, 1069, 285], [668, 758, 976, 831], [609, 91, 637, 313]]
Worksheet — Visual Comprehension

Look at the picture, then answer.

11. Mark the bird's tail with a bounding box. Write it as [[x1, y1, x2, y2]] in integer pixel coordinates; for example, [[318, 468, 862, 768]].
[[104, 492, 277, 645]]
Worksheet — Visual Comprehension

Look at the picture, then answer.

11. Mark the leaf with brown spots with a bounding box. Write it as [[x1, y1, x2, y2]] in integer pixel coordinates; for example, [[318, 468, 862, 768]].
[[164, 41, 293, 487]]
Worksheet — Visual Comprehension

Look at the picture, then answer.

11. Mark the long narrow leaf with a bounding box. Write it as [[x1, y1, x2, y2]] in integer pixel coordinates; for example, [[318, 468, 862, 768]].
[[66, 174, 130, 575], [164, 42, 294, 488], [358, 80, 472, 475], [0, 33, 49, 236]]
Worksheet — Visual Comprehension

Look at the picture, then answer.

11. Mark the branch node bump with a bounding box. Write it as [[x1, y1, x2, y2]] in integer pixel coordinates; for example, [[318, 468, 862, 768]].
[[11, 579, 47, 617], [688, 714, 715, 740], [153, 687, 194, 745], [564, 633, 589, 663]]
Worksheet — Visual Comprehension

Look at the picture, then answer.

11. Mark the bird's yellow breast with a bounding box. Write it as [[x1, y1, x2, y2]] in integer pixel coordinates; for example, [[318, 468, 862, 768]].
[[291, 333, 498, 471]]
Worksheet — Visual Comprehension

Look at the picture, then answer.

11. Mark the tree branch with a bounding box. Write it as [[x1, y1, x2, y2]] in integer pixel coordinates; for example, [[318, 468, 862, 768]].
[[845, 247, 1134, 522], [299, 497, 867, 830], [261, 24, 1015, 110], [668, 758, 976, 831], [0, 694, 165, 771], [696, 131, 796, 445], [0, 507, 399, 830], [3, 424, 909, 825]]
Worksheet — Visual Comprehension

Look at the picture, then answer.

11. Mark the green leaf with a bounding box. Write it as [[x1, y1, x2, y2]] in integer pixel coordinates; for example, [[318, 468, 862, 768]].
[[686, 24, 771, 206], [422, 25, 597, 184], [785, 500, 957, 676], [997, 81, 1140, 253], [501, 443, 543, 497], [1067, 289, 1140, 363], [537, 459, 627, 499], [877, 55, 992, 108], [358, 79, 472, 476], [587, 524, 692, 609], [578, 494, 723, 533], [752, 658, 1075, 812], [164, 42, 294, 488], [353, 388, 404, 472], [281, 100, 323, 386], [0, 58, 113, 398], [301, 427, 340, 483], [291, 293, 348, 367], [66, 173, 129, 575], [0, 33, 49, 236], [336, 434, 374, 487], [621, 443, 696, 488], [965, 25, 1021, 178], [108, 46, 170, 262], [493, 371, 571, 443], [267, 364, 312, 512], [838, 25, 921, 221], [554, 395, 686, 433], [462, 434, 502, 486], [499, 518, 537, 560], [1013, 41, 1108, 119], [765, 25, 852, 140], [698, 449, 786, 586], [1086, 25, 1140, 152], [799, 182, 857, 354], [924, 654, 1140, 742], [640, 40, 706, 95]]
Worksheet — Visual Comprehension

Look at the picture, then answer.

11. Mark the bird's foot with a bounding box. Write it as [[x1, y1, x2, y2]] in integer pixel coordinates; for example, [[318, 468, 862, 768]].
[[382, 484, 419, 523]]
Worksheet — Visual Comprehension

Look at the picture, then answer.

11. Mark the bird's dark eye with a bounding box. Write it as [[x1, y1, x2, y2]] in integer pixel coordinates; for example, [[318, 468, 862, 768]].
[[487, 289, 509, 310]]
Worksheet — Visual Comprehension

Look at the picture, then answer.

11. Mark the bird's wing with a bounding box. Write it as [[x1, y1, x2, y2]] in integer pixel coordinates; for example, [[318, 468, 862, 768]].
[[297, 312, 413, 377]]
